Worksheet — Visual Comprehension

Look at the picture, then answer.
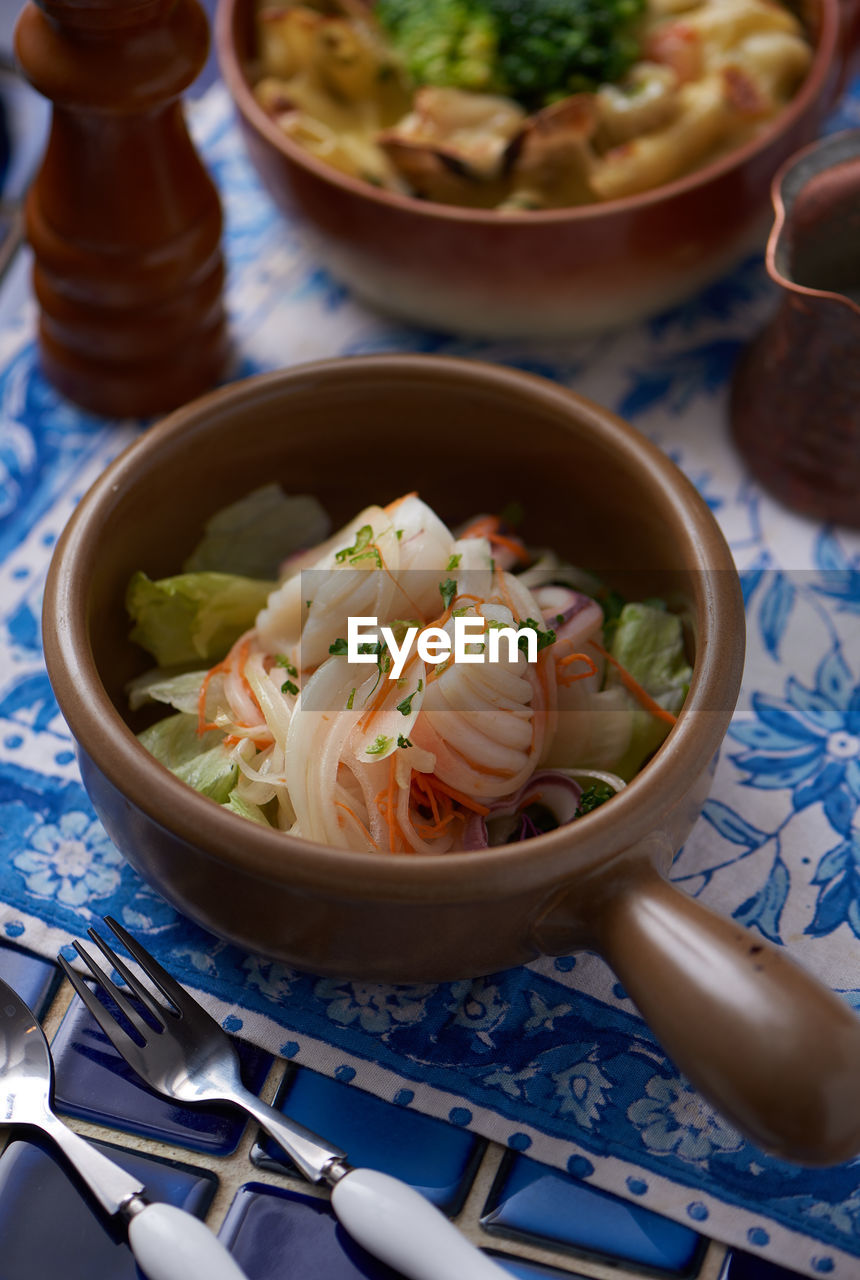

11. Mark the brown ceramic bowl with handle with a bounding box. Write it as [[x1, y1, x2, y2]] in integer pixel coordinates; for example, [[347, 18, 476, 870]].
[[43, 355, 860, 1164], [215, 0, 845, 337]]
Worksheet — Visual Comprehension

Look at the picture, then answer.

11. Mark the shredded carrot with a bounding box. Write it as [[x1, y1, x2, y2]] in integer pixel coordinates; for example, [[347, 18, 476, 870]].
[[386, 755, 398, 852], [423, 591, 484, 634], [488, 532, 531, 565], [557, 651, 599, 687], [410, 773, 470, 840], [384, 492, 418, 515], [198, 657, 228, 734], [372, 756, 404, 853], [334, 800, 378, 849], [418, 773, 491, 817], [198, 637, 268, 737], [412, 773, 442, 825], [459, 514, 530, 564], [415, 812, 460, 839], [588, 640, 678, 727], [221, 729, 274, 749], [358, 675, 393, 733], [458, 515, 497, 540]]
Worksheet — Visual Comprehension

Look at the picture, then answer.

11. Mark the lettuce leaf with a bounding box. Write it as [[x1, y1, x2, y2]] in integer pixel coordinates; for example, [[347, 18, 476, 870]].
[[137, 713, 237, 803], [183, 485, 330, 579], [222, 792, 273, 826], [137, 712, 221, 766], [606, 601, 691, 779], [127, 668, 208, 713], [127, 571, 275, 666]]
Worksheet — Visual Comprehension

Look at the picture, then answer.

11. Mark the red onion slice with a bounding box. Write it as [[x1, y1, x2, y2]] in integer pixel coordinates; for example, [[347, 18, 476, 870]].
[[461, 769, 583, 849]]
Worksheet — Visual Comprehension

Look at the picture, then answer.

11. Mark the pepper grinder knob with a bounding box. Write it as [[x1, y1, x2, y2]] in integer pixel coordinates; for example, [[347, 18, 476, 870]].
[[15, 0, 229, 418]]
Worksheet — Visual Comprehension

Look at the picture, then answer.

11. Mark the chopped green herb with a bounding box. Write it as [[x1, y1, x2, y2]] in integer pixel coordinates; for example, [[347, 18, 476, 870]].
[[396, 688, 420, 716], [446, 553, 462, 571], [329, 637, 349, 655], [390, 618, 421, 643], [281, 679, 299, 696], [351, 548, 383, 568], [575, 781, 615, 817], [519, 618, 557, 653], [366, 734, 393, 756], [306, 600, 312, 609], [346, 688, 356, 710], [395, 528, 404, 540], [439, 578, 457, 610], [276, 655, 297, 677], [600, 588, 626, 646], [360, 642, 392, 675], [555, 613, 565, 626], [335, 524, 382, 569], [397, 734, 413, 749], [336, 524, 372, 561]]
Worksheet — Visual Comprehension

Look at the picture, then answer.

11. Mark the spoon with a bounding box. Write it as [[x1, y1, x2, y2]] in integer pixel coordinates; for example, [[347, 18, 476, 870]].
[[0, 975, 246, 1280]]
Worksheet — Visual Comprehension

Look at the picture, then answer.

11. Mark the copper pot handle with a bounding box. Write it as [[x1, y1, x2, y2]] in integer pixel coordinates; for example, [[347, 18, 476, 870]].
[[591, 863, 860, 1165]]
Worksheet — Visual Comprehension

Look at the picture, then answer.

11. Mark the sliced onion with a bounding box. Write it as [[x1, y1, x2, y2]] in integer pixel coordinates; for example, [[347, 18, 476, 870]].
[[461, 769, 583, 849]]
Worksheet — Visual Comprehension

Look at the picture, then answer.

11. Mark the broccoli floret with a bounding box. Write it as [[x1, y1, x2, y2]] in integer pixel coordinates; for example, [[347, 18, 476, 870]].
[[376, 0, 499, 93], [491, 0, 646, 105], [377, 0, 646, 107]]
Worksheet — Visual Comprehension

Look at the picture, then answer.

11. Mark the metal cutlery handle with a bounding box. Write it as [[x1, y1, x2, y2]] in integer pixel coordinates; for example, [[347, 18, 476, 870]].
[[240, 1092, 509, 1279], [233, 1086, 349, 1184], [38, 1110, 145, 1218], [41, 1112, 247, 1279]]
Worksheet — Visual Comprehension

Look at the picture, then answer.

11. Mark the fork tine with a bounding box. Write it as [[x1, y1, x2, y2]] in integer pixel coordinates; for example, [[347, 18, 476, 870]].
[[104, 915, 208, 1021], [86, 927, 170, 1025], [71, 939, 165, 1039], [58, 955, 149, 1067]]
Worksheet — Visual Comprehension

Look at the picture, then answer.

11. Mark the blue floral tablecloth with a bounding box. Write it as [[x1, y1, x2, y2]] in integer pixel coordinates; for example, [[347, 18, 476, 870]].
[[2, 79, 860, 1280]]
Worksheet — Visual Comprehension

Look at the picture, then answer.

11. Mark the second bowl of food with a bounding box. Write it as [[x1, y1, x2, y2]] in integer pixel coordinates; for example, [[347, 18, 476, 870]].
[[217, 0, 841, 335], [43, 355, 860, 1164]]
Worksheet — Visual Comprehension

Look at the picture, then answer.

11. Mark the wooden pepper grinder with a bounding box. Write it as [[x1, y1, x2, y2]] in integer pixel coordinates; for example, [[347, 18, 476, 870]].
[[15, 0, 228, 418]]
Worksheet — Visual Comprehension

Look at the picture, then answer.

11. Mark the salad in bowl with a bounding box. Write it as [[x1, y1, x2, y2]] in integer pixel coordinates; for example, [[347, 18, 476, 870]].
[[127, 488, 691, 854]]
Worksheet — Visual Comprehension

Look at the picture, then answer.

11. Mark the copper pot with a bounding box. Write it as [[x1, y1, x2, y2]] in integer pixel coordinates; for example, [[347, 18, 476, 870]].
[[731, 129, 860, 526], [42, 356, 860, 1164]]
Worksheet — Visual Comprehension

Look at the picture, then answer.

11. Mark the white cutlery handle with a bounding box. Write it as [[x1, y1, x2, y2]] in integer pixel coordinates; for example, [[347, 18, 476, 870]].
[[331, 1167, 508, 1280], [128, 1202, 247, 1280]]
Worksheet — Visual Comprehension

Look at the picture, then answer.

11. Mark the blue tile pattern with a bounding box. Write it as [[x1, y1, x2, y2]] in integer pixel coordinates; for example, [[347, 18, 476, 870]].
[[483, 1154, 703, 1274], [51, 990, 272, 1153], [255, 1067, 482, 1213], [0, 1134, 215, 1280], [722, 1251, 809, 1280], [0, 939, 59, 1015], [488, 1256, 588, 1279], [219, 1182, 406, 1278]]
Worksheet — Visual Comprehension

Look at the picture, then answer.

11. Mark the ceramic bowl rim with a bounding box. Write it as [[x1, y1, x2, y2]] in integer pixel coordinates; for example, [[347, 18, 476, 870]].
[[43, 355, 744, 902], [214, 0, 839, 227]]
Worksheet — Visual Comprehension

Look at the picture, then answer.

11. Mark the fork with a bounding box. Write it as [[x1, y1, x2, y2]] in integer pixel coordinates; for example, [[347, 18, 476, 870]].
[[59, 918, 508, 1280]]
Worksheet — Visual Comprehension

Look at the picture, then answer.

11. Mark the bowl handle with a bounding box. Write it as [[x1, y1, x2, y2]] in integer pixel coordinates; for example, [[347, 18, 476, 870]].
[[590, 862, 860, 1164]]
